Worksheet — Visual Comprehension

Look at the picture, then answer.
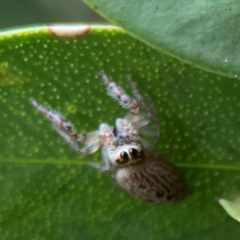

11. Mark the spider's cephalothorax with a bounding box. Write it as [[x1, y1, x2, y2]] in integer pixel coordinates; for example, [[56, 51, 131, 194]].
[[30, 71, 189, 204]]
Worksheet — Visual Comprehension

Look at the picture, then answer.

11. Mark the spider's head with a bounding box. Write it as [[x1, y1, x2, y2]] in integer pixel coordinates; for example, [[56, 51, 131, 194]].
[[100, 119, 144, 167], [107, 143, 144, 167]]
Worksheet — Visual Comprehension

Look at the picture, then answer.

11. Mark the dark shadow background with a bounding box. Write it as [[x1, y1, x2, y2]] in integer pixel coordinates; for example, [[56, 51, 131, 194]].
[[0, 0, 106, 29]]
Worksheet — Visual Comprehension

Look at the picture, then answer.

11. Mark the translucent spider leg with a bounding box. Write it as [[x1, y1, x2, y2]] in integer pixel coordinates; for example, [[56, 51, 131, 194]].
[[85, 146, 111, 172], [29, 98, 100, 154], [125, 74, 156, 119], [125, 74, 160, 137]]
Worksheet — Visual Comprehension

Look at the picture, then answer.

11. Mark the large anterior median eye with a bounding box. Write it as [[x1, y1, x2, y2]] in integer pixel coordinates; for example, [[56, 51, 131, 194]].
[[129, 148, 138, 159], [120, 151, 129, 162], [115, 151, 129, 164]]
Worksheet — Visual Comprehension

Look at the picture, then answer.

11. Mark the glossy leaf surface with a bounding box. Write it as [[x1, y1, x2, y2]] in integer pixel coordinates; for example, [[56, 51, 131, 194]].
[[84, 0, 240, 78]]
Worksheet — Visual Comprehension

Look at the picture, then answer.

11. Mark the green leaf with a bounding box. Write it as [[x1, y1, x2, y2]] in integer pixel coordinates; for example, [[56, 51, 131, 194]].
[[84, 0, 240, 79], [0, 25, 240, 239], [218, 196, 240, 223]]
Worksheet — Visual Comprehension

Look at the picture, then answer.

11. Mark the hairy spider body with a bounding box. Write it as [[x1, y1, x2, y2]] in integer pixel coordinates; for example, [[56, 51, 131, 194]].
[[114, 155, 188, 203], [30, 72, 189, 204]]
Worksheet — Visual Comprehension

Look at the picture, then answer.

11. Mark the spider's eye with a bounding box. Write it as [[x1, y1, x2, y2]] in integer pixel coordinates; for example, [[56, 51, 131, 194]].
[[129, 148, 138, 158], [120, 151, 129, 162]]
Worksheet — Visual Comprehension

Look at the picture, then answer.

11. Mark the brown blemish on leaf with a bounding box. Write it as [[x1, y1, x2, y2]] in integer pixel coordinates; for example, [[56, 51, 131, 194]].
[[0, 62, 29, 86], [48, 24, 91, 38]]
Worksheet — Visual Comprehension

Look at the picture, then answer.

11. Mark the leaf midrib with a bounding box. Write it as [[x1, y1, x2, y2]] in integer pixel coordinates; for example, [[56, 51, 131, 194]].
[[0, 158, 240, 170]]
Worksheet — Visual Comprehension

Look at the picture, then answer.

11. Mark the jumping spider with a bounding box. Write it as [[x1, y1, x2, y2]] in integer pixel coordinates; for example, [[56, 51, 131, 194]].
[[30, 72, 189, 204]]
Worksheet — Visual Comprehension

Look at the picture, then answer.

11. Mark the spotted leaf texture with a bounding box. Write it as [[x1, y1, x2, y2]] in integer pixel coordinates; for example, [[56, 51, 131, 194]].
[[0, 26, 240, 240]]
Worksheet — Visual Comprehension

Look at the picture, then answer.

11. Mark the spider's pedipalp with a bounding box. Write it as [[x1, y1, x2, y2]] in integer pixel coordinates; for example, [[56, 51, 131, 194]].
[[116, 118, 137, 137]]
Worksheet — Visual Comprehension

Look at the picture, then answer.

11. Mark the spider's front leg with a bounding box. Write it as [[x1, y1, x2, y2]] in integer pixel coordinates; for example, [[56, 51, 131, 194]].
[[97, 71, 160, 138], [29, 98, 100, 154], [96, 71, 140, 116]]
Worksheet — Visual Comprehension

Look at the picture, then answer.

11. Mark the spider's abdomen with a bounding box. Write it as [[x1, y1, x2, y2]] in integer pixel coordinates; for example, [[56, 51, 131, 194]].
[[113, 155, 189, 204]]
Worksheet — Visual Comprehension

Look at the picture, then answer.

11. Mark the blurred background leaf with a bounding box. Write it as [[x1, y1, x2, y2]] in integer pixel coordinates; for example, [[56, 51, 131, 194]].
[[0, 25, 240, 240], [0, 0, 106, 29], [84, 0, 240, 79]]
